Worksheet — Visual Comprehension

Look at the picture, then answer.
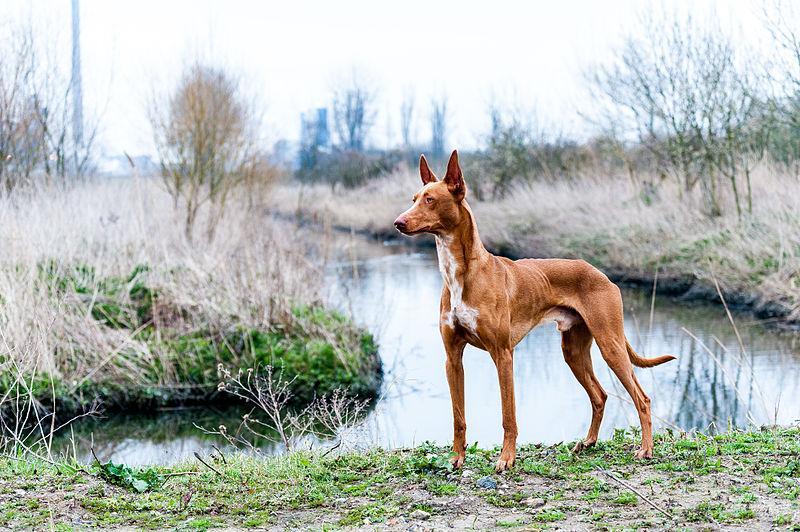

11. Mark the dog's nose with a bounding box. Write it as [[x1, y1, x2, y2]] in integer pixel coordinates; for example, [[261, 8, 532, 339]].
[[393, 216, 407, 231]]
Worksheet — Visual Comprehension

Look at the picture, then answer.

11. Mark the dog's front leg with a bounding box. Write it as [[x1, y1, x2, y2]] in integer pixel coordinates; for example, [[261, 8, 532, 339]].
[[443, 332, 467, 468], [491, 348, 517, 472]]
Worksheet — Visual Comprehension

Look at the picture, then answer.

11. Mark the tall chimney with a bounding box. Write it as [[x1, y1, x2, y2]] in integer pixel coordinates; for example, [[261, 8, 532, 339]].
[[71, 0, 84, 173]]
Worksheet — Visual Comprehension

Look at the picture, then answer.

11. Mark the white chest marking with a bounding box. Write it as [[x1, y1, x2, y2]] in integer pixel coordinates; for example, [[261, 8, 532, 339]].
[[435, 236, 479, 333]]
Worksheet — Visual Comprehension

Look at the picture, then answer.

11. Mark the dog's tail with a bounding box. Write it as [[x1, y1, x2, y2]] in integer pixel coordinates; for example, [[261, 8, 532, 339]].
[[626, 340, 676, 368]]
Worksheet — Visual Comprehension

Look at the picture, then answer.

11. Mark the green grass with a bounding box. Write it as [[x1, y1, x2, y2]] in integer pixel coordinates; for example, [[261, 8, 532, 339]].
[[532, 509, 567, 522], [612, 490, 638, 505], [1, 427, 798, 529]]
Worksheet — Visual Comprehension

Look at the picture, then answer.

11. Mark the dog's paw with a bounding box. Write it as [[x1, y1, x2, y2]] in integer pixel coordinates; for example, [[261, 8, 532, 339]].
[[571, 439, 596, 454], [633, 448, 653, 460], [450, 453, 465, 469], [494, 454, 515, 472]]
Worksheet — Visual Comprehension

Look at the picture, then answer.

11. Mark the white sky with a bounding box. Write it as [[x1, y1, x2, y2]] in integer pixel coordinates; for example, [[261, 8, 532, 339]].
[[5, 0, 769, 157]]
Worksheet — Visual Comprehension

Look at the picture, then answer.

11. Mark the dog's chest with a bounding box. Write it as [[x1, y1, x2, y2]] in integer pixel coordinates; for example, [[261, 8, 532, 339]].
[[435, 237, 480, 333]]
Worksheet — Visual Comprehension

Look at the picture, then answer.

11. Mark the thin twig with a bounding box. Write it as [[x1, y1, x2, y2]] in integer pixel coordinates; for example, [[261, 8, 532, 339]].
[[604, 390, 684, 431], [680, 327, 754, 418], [648, 268, 658, 344], [211, 444, 227, 464], [708, 265, 770, 420], [708, 266, 748, 360], [596, 467, 672, 519], [162, 471, 203, 478], [193, 451, 224, 477], [321, 439, 342, 458], [90, 447, 102, 467]]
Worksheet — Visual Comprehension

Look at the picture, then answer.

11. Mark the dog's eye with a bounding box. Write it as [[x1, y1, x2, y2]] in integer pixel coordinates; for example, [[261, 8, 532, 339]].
[[425, 197, 434, 204]]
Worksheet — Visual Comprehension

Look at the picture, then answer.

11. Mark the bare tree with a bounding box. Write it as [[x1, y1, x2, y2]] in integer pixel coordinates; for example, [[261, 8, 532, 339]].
[[693, 48, 767, 216], [331, 70, 376, 152], [589, 8, 766, 216], [762, 1, 800, 92], [760, 0, 800, 173], [399, 90, 415, 149], [149, 62, 272, 241], [430, 95, 448, 158], [0, 20, 97, 192]]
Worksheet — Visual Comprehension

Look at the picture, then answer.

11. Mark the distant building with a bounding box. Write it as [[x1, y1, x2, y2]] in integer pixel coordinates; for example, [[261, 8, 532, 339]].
[[298, 107, 331, 170]]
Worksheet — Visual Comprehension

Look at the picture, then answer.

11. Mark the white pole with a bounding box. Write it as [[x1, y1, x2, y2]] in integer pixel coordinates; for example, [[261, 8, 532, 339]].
[[71, 0, 84, 174]]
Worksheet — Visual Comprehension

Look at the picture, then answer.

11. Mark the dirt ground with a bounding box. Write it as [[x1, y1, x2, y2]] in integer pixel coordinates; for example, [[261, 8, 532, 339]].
[[2, 430, 799, 530]]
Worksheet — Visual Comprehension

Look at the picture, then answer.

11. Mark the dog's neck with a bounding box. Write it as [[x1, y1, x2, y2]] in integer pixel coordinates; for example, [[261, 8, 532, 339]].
[[434, 201, 487, 290]]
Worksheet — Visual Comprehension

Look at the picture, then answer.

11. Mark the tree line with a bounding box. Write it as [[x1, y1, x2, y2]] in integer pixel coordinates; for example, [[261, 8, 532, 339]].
[[295, 70, 450, 189], [295, 6, 800, 218]]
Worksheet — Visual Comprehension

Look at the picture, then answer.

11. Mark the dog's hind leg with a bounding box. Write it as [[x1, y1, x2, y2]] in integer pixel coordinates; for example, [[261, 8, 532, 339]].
[[575, 289, 655, 459], [593, 333, 654, 458], [561, 321, 607, 453]]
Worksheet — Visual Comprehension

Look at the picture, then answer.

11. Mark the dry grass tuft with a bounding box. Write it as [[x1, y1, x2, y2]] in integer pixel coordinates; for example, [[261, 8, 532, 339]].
[[0, 177, 333, 413]]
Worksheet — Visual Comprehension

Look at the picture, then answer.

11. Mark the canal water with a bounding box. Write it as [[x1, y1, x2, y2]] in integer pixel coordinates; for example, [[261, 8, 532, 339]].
[[59, 233, 800, 464]]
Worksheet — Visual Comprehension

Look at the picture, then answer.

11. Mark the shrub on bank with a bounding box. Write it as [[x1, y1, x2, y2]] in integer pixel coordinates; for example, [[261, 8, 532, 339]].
[[0, 262, 382, 419]]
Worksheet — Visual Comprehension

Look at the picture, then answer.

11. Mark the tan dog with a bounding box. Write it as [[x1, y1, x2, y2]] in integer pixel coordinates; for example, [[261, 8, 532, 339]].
[[393, 150, 675, 472]]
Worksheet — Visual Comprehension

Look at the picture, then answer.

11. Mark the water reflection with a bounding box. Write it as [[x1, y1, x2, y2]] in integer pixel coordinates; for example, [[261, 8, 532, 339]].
[[325, 236, 800, 448], [57, 235, 800, 464]]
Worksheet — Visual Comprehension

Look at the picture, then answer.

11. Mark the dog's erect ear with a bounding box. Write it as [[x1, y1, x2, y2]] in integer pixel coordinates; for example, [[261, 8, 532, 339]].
[[419, 154, 437, 185], [444, 149, 465, 201]]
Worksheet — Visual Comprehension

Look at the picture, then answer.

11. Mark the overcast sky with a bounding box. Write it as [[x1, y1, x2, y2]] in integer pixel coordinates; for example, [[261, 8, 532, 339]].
[[5, 0, 768, 158]]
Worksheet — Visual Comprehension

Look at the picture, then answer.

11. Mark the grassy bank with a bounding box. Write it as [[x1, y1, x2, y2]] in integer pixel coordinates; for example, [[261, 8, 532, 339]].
[[0, 179, 381, 425], [1, 427, 798, 529], [272, 167, 800, 329]]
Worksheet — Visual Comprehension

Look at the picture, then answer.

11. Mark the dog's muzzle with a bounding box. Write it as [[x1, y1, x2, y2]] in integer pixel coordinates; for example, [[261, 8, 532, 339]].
[[393, 216, 408, 232]]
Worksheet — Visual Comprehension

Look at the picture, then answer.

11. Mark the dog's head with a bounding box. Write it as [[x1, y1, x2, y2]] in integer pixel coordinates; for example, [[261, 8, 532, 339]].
[[393, 150, 467, 236]]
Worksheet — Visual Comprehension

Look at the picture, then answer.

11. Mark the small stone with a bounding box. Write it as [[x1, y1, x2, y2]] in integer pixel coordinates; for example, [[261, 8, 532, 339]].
[[461, 469, 474, 478], [476, 476, 498, 489], [13, 489, 25, 496], [524, 497, 546, 508], [410, 509, 431, 520]]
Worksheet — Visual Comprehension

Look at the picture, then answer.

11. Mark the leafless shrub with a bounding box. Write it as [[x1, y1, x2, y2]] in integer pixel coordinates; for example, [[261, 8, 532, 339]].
[[0, 19, 97, 191], [479, 104, 591, 198], [589, 8, 768, 216], [331, 70, 376, 152], [399, 90, 415, 149], [430, 95, 448, 159], [198, 364, 370, 453], [149, 62, 275, 241], [758, 1, 800, 173]]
